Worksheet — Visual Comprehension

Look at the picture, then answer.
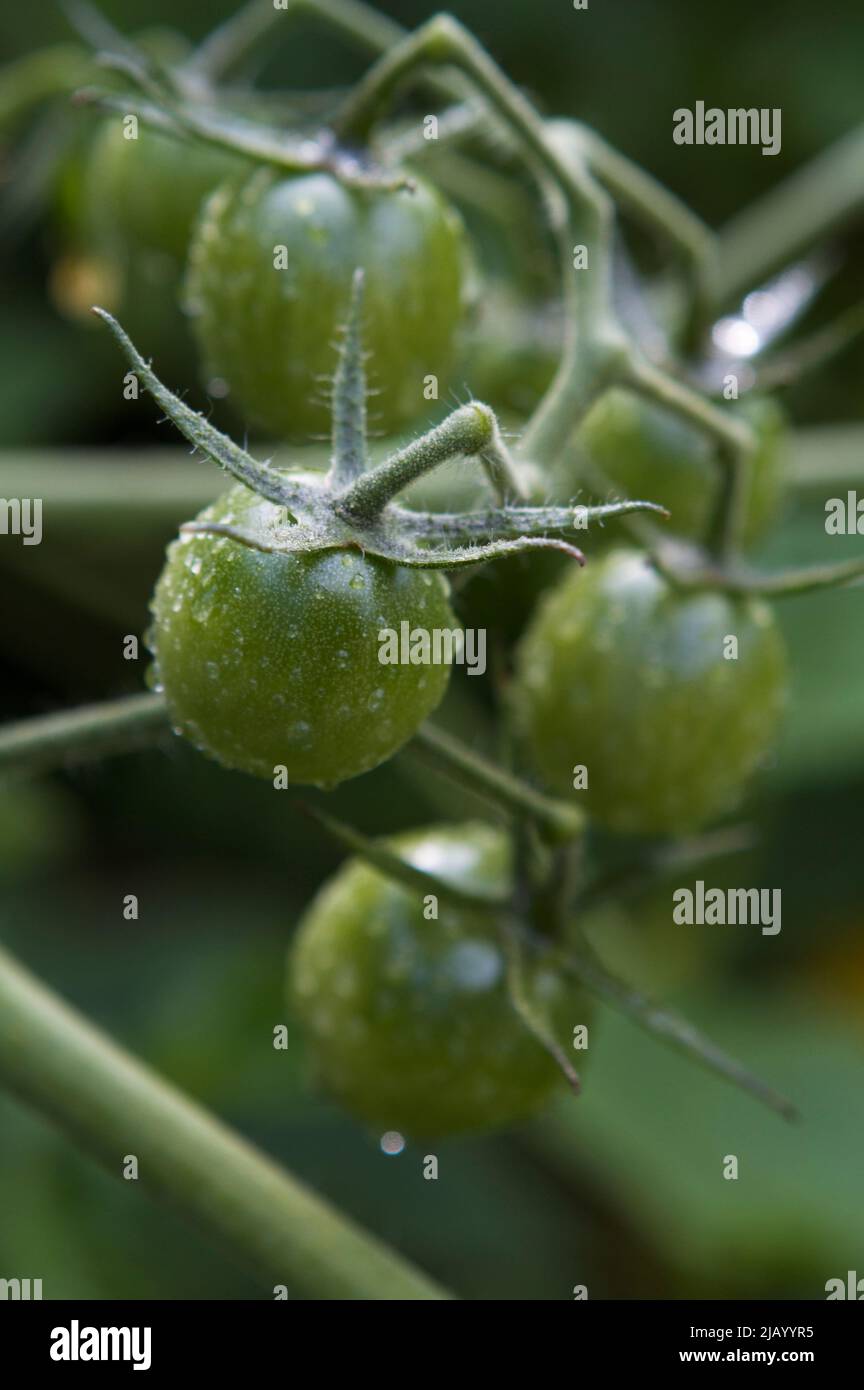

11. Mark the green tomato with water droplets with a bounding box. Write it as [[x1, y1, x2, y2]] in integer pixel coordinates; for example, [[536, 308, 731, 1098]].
[[149, 482, 455, 787], [579, 391, 785, 547], [185, 166, 469, 440], [511, 548, 787, 835], [288, 823, 591, 1138]]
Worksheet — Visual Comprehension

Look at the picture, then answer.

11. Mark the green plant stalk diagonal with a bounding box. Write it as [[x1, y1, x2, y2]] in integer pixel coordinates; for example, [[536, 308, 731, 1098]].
[[0, 944, 451, 1300]]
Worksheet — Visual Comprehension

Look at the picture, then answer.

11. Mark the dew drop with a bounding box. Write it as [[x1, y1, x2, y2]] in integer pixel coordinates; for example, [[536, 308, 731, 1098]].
[[380, 1131, 406, 1156]]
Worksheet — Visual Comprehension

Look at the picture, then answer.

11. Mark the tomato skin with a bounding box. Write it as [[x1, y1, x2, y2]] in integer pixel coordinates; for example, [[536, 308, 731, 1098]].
[[149, 483, 456, 787], [512, 549, 787, 835], [55, 122, 247, 378], [579, 391, 785, 547], [288, 823, 590, 1138], [84, 121, 248, 269], [184, 167, 468, 439]]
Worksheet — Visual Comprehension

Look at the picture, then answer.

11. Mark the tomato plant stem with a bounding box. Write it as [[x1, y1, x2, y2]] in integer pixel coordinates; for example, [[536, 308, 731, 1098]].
[[408, 722, 585, 846], [622, 353, 752, 559], [186, 0, 422, 87], [331, 15, 617, 472], [0, 692, 169, 778], [556, 932, 798, 1122], [327, 268, 368, 489], [717, 121, 864, 305], [0, 944, 451, 1300], [336, 402, 495, 519], [659, 553, 864, 599], [557, 122, 718, 337], [296, 801, 507, 909]]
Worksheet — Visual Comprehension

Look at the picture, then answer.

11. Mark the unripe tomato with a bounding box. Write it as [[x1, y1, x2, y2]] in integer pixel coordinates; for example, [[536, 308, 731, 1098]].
[[512, 549, 787, 835], [184, 167, 468, 439], [288, 823, 591, 1137], [54, 122, 247, 381], [149, 482, 456, 786], [83, 121, 249, 269], [579, 391, 785, 547]]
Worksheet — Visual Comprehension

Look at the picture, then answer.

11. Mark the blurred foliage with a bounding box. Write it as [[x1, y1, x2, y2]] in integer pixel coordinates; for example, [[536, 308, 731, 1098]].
[[1, 0, 863, 1300]]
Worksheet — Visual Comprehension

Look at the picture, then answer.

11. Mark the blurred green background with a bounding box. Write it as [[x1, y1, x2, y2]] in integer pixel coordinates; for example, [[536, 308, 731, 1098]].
[[1, 0, 864, 1300]]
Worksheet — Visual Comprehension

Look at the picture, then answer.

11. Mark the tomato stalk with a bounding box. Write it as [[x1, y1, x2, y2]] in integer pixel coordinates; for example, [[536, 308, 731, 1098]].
[[555, 927, 797, 1122], [651, 549, 864, 599], [501, 921, 583, 1093], [325, 268, 368, 488], [406, 722, 585, 846], [620, 353, 753, 559], [0, 693, 168, 779], [717, 120, 864, 306], [296, 801, 507, 910], [184, 0, 442, 91], [331, 15, 618, 467], [547, 120, 717, 342], [0, 943, 451, 1299], [326, 12, 752, 563], [335, 403, 499, 521]]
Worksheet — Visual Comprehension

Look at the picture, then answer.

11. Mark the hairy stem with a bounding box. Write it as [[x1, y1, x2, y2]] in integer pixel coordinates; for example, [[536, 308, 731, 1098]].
[[394, 497, 668, 541], [327, 268, 368, 489], [336, 402, 495, 520], [94, 309, 308, 512]]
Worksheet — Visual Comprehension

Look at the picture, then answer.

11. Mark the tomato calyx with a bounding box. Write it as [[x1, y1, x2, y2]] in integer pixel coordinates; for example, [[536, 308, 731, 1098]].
[[95, 275, 665, 576]]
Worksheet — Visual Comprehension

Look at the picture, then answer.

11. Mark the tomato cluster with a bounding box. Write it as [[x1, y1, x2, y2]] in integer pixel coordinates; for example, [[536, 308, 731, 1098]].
[[12, 5, 808, 1142]]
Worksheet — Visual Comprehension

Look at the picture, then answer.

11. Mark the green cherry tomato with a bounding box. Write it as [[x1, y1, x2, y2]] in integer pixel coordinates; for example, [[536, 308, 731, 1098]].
[[512, 549, 787, 835], [149, 482, 456, 786], [288, 823, 590, 1137], [55, 122, 247, 380], [579, 391, 786, 547], [184, 166, 469, 439], [83, 121, 249, 269]]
